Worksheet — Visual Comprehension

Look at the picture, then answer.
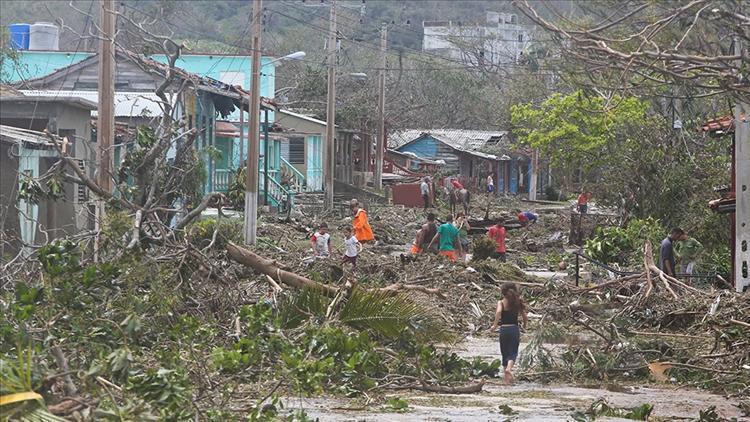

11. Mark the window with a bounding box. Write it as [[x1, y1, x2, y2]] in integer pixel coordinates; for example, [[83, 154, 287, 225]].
[[289, 137, 305, 164], [75, 159, 88, 203], [518, 33, 524, 42]]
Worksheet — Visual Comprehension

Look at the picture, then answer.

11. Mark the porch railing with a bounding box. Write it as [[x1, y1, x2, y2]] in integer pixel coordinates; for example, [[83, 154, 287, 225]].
[[280, 157, 307, 193], [214, 169, 234, 192], [263, 175, 294, 214]]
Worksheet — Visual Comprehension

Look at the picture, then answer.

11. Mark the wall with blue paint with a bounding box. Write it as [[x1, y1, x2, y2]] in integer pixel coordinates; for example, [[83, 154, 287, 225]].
[[509, 158, 518, 194], [151, 54, 275, 122], [2, 51, 275, 122], [397, 136, 439, 159], [1, 51, 93, 82]]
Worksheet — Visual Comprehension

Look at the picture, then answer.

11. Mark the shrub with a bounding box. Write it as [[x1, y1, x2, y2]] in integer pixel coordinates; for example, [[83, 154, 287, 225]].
[[471, 237, 498, 261]]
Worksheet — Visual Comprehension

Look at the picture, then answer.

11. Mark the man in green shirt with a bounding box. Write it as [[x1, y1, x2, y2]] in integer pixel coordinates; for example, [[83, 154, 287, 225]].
[[428, 214, 463, 262], [676, 236, 702, 275]]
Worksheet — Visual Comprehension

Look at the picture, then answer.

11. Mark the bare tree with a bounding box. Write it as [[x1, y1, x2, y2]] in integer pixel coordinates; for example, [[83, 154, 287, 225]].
[[512, 0, 750, 99]]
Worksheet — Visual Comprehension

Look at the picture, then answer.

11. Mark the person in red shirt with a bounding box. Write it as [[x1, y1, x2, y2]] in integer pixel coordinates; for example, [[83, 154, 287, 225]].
[[451, 178, 464, 190], [577, 191, 592, 214], [517, 211, 538, 228], [487, 219, 507, 262]]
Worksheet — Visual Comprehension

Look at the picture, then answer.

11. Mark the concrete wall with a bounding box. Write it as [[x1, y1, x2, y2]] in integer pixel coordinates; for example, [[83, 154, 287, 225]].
[[0, 142, 21, 257]]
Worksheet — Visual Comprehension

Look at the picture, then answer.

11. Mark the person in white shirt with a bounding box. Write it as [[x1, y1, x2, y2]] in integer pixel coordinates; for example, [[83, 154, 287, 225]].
[[342, 226, 363, 268], [420, 177, 431, 210], [487, 174, 494, 194], [310, 223, 332, 257]]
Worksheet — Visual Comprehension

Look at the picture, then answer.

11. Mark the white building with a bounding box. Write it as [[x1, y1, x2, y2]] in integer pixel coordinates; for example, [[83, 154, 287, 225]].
[[423, 12, 531, 65]]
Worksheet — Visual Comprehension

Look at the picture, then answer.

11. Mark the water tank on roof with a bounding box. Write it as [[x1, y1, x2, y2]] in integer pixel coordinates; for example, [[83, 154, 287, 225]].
[[9, 23, 30, 50], [29, 22, 59, 51]]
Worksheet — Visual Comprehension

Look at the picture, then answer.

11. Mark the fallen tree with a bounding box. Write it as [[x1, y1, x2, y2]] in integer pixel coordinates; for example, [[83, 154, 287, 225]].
[[226, 242, 446, 298]]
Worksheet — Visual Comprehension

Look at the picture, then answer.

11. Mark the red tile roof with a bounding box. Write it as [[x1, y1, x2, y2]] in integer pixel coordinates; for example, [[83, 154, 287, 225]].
[[699, 114, 747, 134]]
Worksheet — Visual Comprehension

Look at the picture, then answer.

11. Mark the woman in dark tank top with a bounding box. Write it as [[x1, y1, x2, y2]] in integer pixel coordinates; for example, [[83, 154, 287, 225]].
[[489, 282, 528, 385]]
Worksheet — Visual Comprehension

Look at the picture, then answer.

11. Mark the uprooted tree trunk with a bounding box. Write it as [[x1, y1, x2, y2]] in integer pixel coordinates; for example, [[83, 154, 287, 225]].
[[226, 242, 446, 298]]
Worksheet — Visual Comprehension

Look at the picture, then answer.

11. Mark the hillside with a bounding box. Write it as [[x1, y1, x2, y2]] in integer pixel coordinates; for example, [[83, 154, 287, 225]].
[[0, 0, 538, 54]]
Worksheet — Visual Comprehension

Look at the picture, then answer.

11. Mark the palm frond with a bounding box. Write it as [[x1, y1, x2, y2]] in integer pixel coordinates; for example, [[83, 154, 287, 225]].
[[0, 347, 67, 422], [338, 289, 455, 343], [277, 286, 330, 329]]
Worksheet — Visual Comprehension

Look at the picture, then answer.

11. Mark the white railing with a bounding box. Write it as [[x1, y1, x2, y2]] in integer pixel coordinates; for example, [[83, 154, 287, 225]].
[[214, 169, 233, 192]]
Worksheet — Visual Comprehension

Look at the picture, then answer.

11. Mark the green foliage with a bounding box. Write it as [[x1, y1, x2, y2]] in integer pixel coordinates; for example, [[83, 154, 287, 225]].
[[127, 367, 193, 421], [571, 398, 653, 421], [511, 91, 648, 175], [226, 166, 246, 209], [584, 218, 664, 264], [337, 289, 453, 342], [37, 239, 81, 276], [703, 245, 731, 279], [16, 174, 65, 205], [187, 217, 243, 250], [0, 347, 66, 421], [471, 236, 498, 261], [385, 397, 410, 412]]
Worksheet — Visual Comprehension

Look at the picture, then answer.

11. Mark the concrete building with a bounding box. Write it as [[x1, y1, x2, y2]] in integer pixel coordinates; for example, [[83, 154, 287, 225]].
[[423, 12, 532, 64], [0, 92, 97, 255]]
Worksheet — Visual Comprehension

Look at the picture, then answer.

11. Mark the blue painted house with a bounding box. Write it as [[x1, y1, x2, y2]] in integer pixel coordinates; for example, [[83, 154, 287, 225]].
[[389, 129, 547, 195], [4, 50, 300, 206]]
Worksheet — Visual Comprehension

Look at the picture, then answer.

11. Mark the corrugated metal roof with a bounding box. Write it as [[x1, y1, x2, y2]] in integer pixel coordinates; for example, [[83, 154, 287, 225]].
[[0, 124, 56, 147], [389, 129, 510, 161], [1, 92, 97, 110], [389, 129, 508, 149], [20, 90, 167, 117]]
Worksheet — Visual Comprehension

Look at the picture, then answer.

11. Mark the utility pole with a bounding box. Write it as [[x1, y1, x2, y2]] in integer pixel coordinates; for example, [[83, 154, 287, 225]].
[[244, 0, 262, 245], [733, 35, 749, 292], [528, 148, 538, 201], [324, 0, 337, 210], [374, 23, 387, 191], [97, 0, 115, 193]]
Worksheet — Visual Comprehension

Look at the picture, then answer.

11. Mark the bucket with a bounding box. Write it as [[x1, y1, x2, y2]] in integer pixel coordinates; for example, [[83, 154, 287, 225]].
[[9, 23, 30, 50]]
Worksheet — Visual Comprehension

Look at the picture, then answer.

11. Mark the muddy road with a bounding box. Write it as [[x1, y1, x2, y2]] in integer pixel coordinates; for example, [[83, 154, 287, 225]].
[[286, 337, 744, 421]]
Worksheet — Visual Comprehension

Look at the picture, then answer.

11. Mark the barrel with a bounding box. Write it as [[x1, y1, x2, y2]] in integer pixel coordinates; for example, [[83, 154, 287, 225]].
[[29, 22, 59, 51], [9, 23, 30, 50]]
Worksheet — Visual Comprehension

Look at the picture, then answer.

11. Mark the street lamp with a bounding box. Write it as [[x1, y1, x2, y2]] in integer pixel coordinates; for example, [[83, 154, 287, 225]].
[[266, 51, 306, 66]]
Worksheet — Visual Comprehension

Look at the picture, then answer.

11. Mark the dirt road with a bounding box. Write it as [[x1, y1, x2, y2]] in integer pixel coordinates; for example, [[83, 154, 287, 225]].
[[287, 337, 744, 421]]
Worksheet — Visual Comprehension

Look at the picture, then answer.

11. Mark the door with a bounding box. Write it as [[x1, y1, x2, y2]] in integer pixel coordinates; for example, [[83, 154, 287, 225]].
[[306, 135, 323, 191]]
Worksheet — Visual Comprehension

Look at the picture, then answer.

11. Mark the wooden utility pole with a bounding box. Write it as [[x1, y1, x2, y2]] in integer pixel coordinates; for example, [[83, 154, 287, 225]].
[[374, 23, 387, 191], [324, 0, 337, 210], [733, 36, 749, 292], [97, 0, 115, 193], [244, 0, 262, 245]]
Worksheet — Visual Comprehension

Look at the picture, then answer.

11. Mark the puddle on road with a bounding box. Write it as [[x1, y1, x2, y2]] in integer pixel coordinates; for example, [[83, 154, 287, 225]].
[[284, 336, 744, 421]]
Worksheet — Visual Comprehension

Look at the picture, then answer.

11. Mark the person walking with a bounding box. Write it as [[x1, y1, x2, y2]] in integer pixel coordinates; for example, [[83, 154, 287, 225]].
[[350, 199, 375, 243], [427, 214, 462, 262], [487, 174, 494, 195], [489, 282, 528, 385], [342, 226, 363, 269], [659, 228, 686, 277], [310, 223, 332, 258], [487, 219, 507, 262], [420, 177, 431, 210]]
